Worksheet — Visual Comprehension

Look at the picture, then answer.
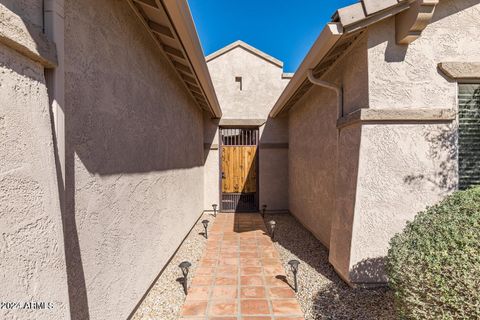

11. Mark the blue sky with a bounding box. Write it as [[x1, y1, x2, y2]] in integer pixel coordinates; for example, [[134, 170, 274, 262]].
[[188, 0, 358, 72]]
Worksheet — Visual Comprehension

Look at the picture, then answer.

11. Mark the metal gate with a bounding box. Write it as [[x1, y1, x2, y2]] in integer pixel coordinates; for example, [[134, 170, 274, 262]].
[[220, 128, 259, 212]]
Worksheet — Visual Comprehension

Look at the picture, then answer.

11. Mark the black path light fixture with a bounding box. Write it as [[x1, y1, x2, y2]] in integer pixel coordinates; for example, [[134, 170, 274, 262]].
[[261, 204, 267, 218], [212, 204, 218, 217], [288, 259, 300, 292], [202, 219, 209, 239], [268, 220, 276, 241], [179, 261, 191, 294]]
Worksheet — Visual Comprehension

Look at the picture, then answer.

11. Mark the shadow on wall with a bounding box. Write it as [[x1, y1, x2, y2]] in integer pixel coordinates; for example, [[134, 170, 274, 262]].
[[431, 0, 479, 23], [377, 0, 478, 63], [403, 124, 458, 193], [5, 2, 215, 320], [257, 116, 289, 212], [203, 116, 220, 163], [350, 257, 388, 284], [260, 116, 288, 144], [71, 96, 206, 175], [0, 6, 91, 320]]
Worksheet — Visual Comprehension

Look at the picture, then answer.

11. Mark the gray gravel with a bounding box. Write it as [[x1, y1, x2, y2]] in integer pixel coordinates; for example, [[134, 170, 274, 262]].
[[131, 211, 213, 320], [265, 213, 395, 320]]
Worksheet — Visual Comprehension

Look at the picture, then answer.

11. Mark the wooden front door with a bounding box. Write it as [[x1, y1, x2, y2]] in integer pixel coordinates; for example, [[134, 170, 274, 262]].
[[220, 128, 259, 212]]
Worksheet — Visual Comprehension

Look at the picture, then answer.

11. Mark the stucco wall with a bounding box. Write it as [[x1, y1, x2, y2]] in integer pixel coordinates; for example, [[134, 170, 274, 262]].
[[205, 45, 290, 211], [368, 0, 480, 109], [342, 0, 480, 283], [349, 123, 457, 283], [0, 43, 68, 319], [207, 46, 290, 119], [0, 0, 43, 28], [64, 0, 205, 319], [288, 1, 479, 284], [288, 36, 368, 247]]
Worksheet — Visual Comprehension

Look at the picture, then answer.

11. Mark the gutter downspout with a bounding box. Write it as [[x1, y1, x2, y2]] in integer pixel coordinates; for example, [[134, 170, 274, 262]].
[[307, 69, 343, 120], [307, 69, 346, 282]]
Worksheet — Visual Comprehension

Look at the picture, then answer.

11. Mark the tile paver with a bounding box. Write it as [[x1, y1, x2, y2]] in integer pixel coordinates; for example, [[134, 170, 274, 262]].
[[180, 213, 304, 319]]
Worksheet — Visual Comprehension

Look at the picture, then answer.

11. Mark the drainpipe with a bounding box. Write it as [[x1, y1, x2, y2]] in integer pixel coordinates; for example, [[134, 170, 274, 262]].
[[44, 0, 66, 188], [307, 69, 343, 120]]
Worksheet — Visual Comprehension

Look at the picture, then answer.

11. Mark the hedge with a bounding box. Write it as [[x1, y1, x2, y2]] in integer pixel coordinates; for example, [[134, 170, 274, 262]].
[[386, 187, 480, 319]]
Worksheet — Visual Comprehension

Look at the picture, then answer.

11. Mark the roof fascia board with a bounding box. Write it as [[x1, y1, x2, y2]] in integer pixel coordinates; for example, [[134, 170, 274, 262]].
[[206, 40, 284, 68], [269, 23, 343, 118], [343, 1, 411, 34], [162, 0, 222, 118]]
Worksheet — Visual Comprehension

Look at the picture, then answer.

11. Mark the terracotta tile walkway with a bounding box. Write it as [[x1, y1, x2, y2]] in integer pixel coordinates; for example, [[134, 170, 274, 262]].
[[179, 213, 304, 320]]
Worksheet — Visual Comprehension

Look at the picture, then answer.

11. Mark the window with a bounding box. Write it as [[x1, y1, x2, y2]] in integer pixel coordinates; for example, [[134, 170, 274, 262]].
[[235, 76, 242, 91], [458, 83, 480, 189]]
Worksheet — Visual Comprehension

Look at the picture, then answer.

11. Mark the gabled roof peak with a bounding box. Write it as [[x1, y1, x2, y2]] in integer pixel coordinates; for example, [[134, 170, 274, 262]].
[[206, 40, 284, 68]]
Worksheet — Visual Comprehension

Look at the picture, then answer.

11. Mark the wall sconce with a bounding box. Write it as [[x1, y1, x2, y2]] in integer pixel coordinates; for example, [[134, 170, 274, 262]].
[[179, 261, 191, 294]]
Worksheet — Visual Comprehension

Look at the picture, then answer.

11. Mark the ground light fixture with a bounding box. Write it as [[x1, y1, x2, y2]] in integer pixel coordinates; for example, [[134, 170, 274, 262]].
[[268, 220, 276, 241], [179, 261, 191, 294], [288, 259, 300, 292], [202, 219, 209, 239], [262, 204, 267, 218], [212, 204, 218, 217]]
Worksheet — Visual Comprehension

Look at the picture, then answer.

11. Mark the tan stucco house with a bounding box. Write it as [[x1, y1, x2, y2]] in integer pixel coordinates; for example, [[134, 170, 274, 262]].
[[1, 0, 479, 319], [271, 0, 480, 285]]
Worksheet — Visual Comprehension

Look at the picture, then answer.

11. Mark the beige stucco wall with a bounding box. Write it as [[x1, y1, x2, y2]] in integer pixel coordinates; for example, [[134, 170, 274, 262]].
[[205, 45, 290, 211], [348, 123, 457, 283], [207, 46, 290, 119], [339, 0, 480, 284], [288, 0, 480, 285], [64, 0, 205, 319], [368, 0, 480, 110], [0, 40, 68, 320], [1, 0, 44, 29], [289, 36, 368, 247]]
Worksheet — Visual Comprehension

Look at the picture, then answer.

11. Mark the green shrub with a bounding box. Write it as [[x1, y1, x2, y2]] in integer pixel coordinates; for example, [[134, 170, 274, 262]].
[[387, 187, 480, 319]]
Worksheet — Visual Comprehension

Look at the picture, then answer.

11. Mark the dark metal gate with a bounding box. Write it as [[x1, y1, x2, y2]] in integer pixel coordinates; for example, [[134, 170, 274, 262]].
[[219, 128, 259, 212]]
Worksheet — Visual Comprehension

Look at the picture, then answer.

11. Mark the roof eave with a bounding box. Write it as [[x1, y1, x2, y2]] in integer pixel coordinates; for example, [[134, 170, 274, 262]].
[[206, 40, 284, 68], [269, 22, 343, 118], [127, 0, 222, 118], [163, 0, 222, 118]]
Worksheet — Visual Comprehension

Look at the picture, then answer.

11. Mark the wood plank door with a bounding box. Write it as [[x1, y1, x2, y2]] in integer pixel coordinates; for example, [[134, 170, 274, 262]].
[[220, 128, 259, 212]]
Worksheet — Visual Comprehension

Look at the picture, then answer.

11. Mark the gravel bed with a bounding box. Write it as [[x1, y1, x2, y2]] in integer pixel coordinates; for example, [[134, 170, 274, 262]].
[[265, 213, 395, 320], [131, 211, 214, 320]]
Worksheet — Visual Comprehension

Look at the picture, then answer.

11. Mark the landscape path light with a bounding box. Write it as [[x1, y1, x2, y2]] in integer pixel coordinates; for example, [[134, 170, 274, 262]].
[[262, 204, 267, 218], [202, 219, 209, 239], [212, 204, 218, 217], [288, 259, 300, 292], [179, 261, 191, 294], [268, 220, 276, 241]]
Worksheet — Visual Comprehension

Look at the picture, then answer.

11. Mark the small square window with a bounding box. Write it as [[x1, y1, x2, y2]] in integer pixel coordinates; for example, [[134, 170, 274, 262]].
[[235, 76, 242, 91]]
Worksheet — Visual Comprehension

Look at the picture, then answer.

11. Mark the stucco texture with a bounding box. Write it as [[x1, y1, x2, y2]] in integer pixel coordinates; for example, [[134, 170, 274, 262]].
[[0, 0, 43, 29], [207, 46, 289, 120], [0, 44, 68, 319], [349, 123, 457, 283], [288, 36, 368, 248], [343, 0, 479, 283], [205, 45, 290, 211], [368, 0, 480, 110], [288, 0, 478, 285], [64, 0, 205, 319]]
